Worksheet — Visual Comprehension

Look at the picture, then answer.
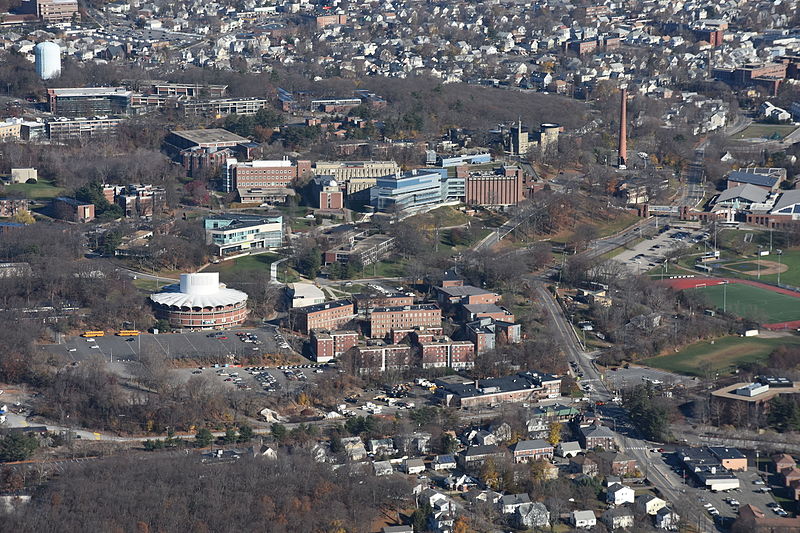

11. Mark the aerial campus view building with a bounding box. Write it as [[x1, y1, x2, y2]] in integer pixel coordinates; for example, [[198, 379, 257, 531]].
[[149, 272, 249, 329]]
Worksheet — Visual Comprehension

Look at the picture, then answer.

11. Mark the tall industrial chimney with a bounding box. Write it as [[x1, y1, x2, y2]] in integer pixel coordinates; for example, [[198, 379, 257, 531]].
[[618, 88, 627, 169]]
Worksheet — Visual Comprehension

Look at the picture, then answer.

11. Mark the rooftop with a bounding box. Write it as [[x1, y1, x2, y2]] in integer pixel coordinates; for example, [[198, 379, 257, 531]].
[[170, 128, 249, 146]]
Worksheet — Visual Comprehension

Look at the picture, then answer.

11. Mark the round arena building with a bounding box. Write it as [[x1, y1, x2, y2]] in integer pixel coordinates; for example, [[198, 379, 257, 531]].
[[150, 272, 248, 329]]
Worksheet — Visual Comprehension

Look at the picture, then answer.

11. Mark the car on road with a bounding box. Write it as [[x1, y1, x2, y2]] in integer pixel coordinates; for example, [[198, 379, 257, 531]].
[[753, 480, 765, 485], [192, 370, 202, 374]]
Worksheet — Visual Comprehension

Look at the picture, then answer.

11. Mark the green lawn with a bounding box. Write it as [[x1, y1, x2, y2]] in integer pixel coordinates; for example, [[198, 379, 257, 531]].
[[204, 253, 280, 274], [132, 278, 172, 292], [691, 283, 800, 323], [719, 249, 800, 289], [643, 336, 800, 375], [3, 179, 63, 199], [357, 259, 406, 278], [732, 124, 798, 140]]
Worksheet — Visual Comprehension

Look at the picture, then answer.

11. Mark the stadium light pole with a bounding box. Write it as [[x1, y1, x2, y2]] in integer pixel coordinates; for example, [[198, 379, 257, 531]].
[[757, 245, 763, 279], [777, 249, 783, 285], [723, 281, 727, 313]]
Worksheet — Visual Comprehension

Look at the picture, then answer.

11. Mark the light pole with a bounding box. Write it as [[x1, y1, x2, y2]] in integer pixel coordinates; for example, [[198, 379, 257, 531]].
[[777, 249, 783, 285], [723, 281, 728, 313], [757, 245, 763, 279]]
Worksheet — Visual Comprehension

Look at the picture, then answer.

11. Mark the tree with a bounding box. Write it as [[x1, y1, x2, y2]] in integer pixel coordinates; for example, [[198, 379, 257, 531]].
[[271, 423, 288, 442], [0, 432, 39, 462], [548, 421, 562, 446], [238, 424, 254, 443], [195, 428, 214, 448], [452, 516, 470, 533], [10, 210, 34, 224], [223, 428, 238, 444], [481, 458, 501, 490]]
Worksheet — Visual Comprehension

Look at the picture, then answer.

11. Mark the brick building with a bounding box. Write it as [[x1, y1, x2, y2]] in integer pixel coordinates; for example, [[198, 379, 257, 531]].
[[464, 166, 525, 207], [52, 197, 94, 222], [437, 285, 500, 307], [311, 330, 358, 362], [436, 372, 562, 408], [420, 336, 475, 369], [223, 157, 312, 194], [0, 199, 30, 218], [289, 300, 354, 335], [349, 343, 413, 374], [369, 304, 441, 339]]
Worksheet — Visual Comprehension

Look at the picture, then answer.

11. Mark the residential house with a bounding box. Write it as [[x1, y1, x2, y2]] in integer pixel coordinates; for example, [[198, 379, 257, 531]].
[[781, 466, 800, 486], [404, 458, 426, 475], [636, 494, 667, 516], [571, 510, 597, 529], [444, 474, 478, 492], [511, 439, 554, 463], [432, 455, 457, 471], [373, 460, 394, 476], [368, 438, 396, 455], [499, 493, 531, 514], [394, 432, 432, 455], [602, 506, 635, 530], [606, 483, 635, 506], [459, 445, 504, 469], [514, 502, 550, 529], [773, 453, 795, 473], [558, 441, 583, 458], [655, 507, 680, 530], [341, 436, 367, 461], [463, 489, 502, 506], [570, 455, 599, 477]]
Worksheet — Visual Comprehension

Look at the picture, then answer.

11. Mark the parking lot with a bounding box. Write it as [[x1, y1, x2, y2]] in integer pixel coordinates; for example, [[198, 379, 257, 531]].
[[657, 453, 783, 522], [602, 365, 695, 390], [613, 223, 708, 274], [44, 325, 296, 363]]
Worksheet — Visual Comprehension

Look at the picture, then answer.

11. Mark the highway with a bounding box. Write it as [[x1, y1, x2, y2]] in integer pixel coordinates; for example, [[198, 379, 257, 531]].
[[533, 282, 716, 531]]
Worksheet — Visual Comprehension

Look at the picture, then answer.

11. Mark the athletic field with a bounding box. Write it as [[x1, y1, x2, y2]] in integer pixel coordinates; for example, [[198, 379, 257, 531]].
[[691, 283, 800, 323], [643, 335, 800, 376]]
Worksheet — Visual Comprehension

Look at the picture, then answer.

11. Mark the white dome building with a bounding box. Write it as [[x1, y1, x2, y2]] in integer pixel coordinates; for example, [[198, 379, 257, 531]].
[[35, 42, 61, 80], [150, 272, 248, 329]]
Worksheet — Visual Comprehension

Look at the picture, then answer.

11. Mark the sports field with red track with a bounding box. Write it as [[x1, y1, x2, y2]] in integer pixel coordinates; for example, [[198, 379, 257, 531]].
[[660, 277, 800, 330]]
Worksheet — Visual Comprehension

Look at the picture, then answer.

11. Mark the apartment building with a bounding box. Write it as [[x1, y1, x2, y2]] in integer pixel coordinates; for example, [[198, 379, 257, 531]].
[[0, 199, 31, 218], [48, 87, 131, 116], [52, 197, 94, 222], [204, 214, 283, 256], [223, 158, 312, 195], [369, 304, 441, 339], [349, 343, 413, 374], [100, 184, 165, 217], [46, 117, 124, 141], [179, 98, 270, 117], [311, 330, 359, 363], [420, 336, 475, 369], [289, 300, 354, 335]]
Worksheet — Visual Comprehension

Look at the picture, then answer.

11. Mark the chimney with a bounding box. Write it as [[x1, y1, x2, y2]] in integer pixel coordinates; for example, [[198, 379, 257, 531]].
[[618, 88, 627, 168]]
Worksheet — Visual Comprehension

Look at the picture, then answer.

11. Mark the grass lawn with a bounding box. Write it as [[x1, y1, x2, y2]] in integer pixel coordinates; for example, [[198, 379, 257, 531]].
[[3, 179, 63, 199], [722, 249, 800, 289], [413, 206, 469, 227], [204, 253, 280, 274], [643, 335, 800, 375], [439, 227, 492, 250], [357, 259, 406, 278], [732, 124, 798, 140], [132, 278, 172, 292], [690, 283, 800, 323], [596, 212, 641, 238]]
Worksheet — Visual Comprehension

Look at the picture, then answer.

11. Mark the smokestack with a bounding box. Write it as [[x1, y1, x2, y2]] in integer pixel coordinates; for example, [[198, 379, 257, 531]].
[[618, 88, 627, 168]]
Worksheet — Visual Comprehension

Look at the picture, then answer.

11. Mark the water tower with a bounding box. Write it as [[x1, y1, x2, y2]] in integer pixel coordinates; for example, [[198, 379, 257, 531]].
[[34, 42, 61, 80]]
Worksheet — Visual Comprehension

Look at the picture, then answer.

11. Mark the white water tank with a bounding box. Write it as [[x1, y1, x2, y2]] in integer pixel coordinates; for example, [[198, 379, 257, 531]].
[[35, 42, 61, 80]]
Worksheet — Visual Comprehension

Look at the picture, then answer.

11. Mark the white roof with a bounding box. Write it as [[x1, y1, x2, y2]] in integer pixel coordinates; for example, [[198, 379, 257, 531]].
[[150, 273, 247, 308]]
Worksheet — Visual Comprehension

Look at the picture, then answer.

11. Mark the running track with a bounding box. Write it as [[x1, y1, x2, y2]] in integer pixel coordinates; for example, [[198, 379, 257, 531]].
[[659, 277, 800, 331]]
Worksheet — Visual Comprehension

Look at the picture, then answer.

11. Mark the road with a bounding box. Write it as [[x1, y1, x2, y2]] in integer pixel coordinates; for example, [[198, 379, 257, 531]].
[[533, 282, 717, 531]]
